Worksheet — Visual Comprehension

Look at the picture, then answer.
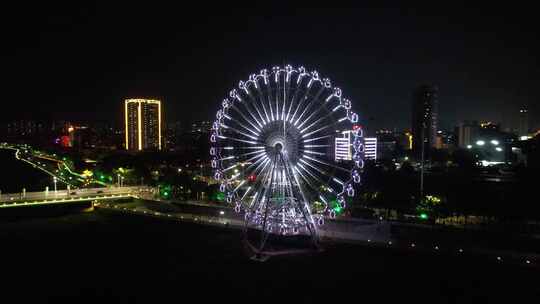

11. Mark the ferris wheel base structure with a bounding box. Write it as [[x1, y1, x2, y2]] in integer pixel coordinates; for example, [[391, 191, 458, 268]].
[[244, 227, 323, 261], [211, 64, 365, 259]]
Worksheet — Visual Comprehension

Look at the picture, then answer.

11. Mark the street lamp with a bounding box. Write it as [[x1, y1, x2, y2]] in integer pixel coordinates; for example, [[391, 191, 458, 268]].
[[53, 177, 58, 195]]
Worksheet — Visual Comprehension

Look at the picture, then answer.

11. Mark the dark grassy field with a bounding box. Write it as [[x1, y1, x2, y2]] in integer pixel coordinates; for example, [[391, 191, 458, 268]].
[[1, 210, 538, 303]]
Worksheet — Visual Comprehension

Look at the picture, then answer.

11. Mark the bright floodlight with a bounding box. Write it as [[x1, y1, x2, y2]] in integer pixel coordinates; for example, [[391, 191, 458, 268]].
[[495, 147, 503, 152], [211, 65, 363, 258], [490, 140, 499, 145], [476, 140, 485, 146]]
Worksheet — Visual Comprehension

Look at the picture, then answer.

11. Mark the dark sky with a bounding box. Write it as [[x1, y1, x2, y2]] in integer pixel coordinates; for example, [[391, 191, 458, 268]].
[[2, 2, 539, 132]]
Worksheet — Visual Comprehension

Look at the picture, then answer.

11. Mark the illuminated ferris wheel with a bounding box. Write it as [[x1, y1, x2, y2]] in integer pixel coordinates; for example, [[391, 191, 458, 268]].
[[211, 65, 364, 257]]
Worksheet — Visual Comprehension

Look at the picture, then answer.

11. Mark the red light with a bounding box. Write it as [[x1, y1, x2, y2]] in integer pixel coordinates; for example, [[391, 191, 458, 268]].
[[60, 135, 71, 148], [352, 125, 362, 131], [248, 174, 256, 182]]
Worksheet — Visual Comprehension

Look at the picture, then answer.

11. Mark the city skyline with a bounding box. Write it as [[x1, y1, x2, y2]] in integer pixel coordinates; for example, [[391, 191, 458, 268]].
[[1, 3, 539, 132]]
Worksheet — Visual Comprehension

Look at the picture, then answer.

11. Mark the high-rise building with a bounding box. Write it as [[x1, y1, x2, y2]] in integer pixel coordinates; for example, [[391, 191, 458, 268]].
[[411, 85, 438, 158], [457, 121, 480, 148], [124, 99, 162, 151], [519, 108, 529, 137], [364, 137, 377, 160]]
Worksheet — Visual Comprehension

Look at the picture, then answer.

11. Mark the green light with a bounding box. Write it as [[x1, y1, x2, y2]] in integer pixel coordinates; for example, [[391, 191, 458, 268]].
[[163, 192, 169, 196], [216, 192, 225, 201], [100, 175, 105, 180], [420, 213, 428, 220]]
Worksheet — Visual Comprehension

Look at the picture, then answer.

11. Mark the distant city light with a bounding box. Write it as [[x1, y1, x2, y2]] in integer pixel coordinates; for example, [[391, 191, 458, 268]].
[[476, 140, 485, 146], [495, 147, 503, 152], [520, 135, 530, 141], [466, 145, 472, 149], [480, 160, 505, 167], [490, 140, 499, 145]]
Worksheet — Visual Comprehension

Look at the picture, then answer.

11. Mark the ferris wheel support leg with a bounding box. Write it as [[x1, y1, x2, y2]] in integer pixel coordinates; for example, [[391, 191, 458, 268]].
[[257, 154, 278, 252]]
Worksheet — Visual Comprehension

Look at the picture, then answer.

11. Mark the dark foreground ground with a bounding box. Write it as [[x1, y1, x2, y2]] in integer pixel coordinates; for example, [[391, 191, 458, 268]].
[[1, 210, 538, 303]]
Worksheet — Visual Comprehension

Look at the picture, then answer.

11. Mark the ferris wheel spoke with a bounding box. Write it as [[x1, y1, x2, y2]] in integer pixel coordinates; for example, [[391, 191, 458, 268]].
[[295, 86, 327, 127], [293, 166, 327, 209], [299, 149, 326, 156], [221, 124, 259, 141], [295, 90, 326, 129], [248, 157, 271, 178], [244, 154, 269, 171], [245, 90, 268, 125], [296, 161, 327, 186], [297, 107, 323, 130], [298, 158, 328, 177], [302, 134, 332, 143], [275, 73, 281, 122], [297, 100, 335, 133], [282, 72, 292, 121], [265, 78, 275, 121], [242, 157, 269, 181], [285, 83, 302, 122], [223, 113, 260, 137], [301, 122, 334, 139], [237, 96, 264, 129], [235, 149, 266, 159], [230, 105, 262, 133], [243, 151, 268, 164], [303, 144, 331, 148], [299, 114, 330, 135], [254, 86, 271, 123], [302, 154, 351, 173], [219, 135, 260, 145], [289, 85, 313, 124]]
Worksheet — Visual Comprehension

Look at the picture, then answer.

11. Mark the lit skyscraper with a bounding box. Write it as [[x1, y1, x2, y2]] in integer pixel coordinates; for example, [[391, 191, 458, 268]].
[[519, 108, 529, 137], [363, 137, 377, 160], [412, 85, 438, 157], [125, 99, 162, 151]]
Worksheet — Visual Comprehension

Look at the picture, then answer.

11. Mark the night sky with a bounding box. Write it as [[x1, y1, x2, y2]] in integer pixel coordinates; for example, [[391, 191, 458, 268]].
[[2, 2, 539, 132]]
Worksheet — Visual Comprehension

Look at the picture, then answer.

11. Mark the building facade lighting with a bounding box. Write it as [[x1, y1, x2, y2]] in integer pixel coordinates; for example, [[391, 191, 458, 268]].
[[364, 137, 377, 160], [124, 99, 162, 151]]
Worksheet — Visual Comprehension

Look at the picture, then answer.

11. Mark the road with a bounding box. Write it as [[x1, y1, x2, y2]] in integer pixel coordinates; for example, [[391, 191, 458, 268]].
[[0, 186, 153, 207], [0, 142, 107, 189]]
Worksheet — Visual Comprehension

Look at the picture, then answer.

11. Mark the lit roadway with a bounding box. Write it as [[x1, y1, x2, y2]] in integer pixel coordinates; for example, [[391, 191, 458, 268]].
[[0, 186, 152, 208], [0, 142, 107, 189]]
